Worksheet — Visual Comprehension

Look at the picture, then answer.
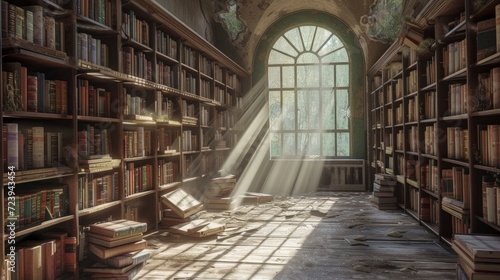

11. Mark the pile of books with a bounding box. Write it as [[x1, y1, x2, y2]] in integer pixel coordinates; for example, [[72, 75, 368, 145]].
[[453, 234, 500, 280], [370, 173, 397, 210], [160, 188, 225, 237], [203, 174, 273, 210], [84, 219, 150, 279]]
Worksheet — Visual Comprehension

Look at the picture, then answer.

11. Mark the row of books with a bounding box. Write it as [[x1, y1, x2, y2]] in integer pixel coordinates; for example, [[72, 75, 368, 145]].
[[441, 167, 470, 209], [406, 69, 417, 94], [124, 128, 153, 158], [408, 125, 419, 153], [181, 100, 197, 119], [200, 55, 213, 76], [447, 83, 468, 116], [77, 32, 110, 68], [2, 3, 65, 52], [477, 67, 500, 112], [182, 45, 197, 69], [477, 124, 500, 168], [420, 197, 439, 224], [3, 184, 69, 230], [78, 126, 111, 159], [407, 96, 418, 122], [77, 79, 114, 117], [122, 46, 153, 81], [443, 39, 467, 77], [78, 172, 119, 210], [447, 127, 469, 161], [418, 162, 438, 193], [156, 29, 178, 58], [482, 176, 500, 226], [182, 130, 199, 152], [182, 69, 197, 94], [423, 56, 436, 86], [158, 160, 179, 187], [122, 10, 150, 46], [3, 124, 66, 171], [156, 60, 176, 87], [84, 219, 150, 279], [77, 0, 115, 28], [200, 79, 212, 99], [124, 162, 153, 197], [422, 91, 436, 119], [8, 232, 76, 279], [157, 128, 179, 154], [423, 124, 438, 155], [2, 62, 68, 114]]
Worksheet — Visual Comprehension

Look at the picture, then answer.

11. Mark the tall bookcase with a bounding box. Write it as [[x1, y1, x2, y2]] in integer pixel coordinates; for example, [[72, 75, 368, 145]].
[[368, 0, 500, 245], [1, 0, 248, 277]]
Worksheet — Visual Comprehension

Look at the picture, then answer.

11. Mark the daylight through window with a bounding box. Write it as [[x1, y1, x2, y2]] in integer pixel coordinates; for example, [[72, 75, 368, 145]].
[[268, 25, 351, 158]]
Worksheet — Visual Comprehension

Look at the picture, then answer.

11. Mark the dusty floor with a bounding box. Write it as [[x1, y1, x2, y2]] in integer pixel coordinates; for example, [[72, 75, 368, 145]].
[[136, 192, 458, 280]]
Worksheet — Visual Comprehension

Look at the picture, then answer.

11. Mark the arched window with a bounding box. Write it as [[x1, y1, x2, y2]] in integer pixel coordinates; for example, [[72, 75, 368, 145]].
[[268, 25, 351, 158]]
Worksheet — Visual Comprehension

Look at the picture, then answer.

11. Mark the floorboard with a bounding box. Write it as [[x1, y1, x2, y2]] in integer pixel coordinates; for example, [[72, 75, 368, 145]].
[[137, 192, 458, 279]]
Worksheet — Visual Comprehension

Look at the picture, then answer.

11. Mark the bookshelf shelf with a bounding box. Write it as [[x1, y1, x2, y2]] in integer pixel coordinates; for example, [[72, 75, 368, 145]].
[[78, 201, 122, 217], [3, 215, 75, 241], [124, 190, 156, 202]]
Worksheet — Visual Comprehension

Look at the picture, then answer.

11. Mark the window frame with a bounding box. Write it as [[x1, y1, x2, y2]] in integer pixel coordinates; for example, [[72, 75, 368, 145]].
[[267, 25, 353, 160]]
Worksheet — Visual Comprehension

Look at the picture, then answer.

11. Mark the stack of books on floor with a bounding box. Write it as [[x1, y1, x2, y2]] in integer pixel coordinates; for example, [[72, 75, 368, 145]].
[[203, 174, 274, 210], [370, 173, 397, 210], [84, 219, 150, 279], [453, 234, 500, 280], [160, 188, 225, 237]]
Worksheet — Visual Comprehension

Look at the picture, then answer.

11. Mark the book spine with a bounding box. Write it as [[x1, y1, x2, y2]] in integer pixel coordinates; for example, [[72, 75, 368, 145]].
[[7, 123, 18, 169], [32, 126, 44, 168]]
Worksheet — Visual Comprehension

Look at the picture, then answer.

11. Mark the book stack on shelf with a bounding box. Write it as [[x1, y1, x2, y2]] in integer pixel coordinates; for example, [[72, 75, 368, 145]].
[[160, 188, 225, 237], [85, 219, 149, 279], [370, 173, 397, 210], [453, 234, 500, 280]]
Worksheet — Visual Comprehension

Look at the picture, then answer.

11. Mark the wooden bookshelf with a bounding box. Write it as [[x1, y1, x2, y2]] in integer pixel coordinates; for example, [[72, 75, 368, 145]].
[[367, 0, 500, 243], [1, 0, 248, 277]]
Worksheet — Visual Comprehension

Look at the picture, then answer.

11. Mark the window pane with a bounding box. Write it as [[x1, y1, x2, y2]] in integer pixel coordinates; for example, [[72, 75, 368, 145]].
[[322, 48, 348, 63], [297, 52, 319, 64], [282, 66, 295, 88], [323, 133, 336, 156], [297, 65, 319, 87], [269, 91, 281, 130], [297, 91, 308, 130], [282, 91, 295, 130], [298, 90, 319, 130], [270, 132, 281, 157], [321, 65, 334, 88], [336, 89, 349, 129], [337, 133, 350, 156], [312, 27, 332, 53], [283, 133, 296, 156], [300, 26, 316, 51], [269, 49, 295, 64], [322, 90, 335, 129], [273, 37, 298, 57], [318, 35, 344, 57], [284, 27, 304, 53], [298, 133, 320, 156], [268, 67, 281, 88], [336, 64, 349, 87], [309, 91, 319, 129]]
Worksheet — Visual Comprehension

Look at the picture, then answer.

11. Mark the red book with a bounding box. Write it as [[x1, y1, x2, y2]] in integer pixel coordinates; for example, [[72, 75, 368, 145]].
[[27, 75, 38, 112]]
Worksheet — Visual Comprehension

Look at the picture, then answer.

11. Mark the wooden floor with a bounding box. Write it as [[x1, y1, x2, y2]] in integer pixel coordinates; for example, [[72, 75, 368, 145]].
[[137, 192, 458, 279]]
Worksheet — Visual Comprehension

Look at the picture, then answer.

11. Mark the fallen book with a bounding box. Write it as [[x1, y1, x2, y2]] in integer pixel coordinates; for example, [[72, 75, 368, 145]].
[[245, 192, 273, 203], [89, 219, 147, 238], [160, 188, 203, 218], [189, 222, 225, 238], [89, 240, 147, 259], [167, 219, 211, 235]]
